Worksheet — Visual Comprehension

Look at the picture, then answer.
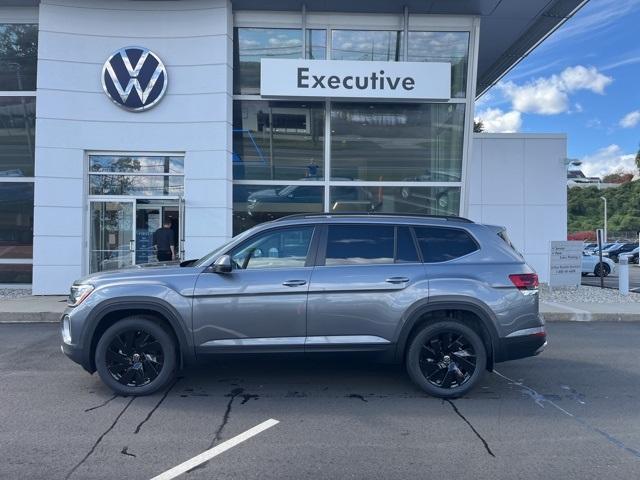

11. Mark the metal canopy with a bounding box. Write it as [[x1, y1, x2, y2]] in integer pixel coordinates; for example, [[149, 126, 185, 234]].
[[2, 0, 588, 96]]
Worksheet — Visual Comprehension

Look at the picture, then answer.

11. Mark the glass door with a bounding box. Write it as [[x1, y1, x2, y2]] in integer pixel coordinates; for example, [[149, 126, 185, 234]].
[[135, 199, 181, 264], [89, 200, 135, 273]]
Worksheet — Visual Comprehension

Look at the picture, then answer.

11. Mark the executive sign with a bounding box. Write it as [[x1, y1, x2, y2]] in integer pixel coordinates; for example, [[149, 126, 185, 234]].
[[102, 46, 167, 112], [260, 59, 451, 100]]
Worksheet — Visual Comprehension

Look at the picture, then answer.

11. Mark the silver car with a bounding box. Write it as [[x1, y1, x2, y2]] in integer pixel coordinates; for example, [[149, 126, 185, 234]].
[[61, 214, 546, 399]]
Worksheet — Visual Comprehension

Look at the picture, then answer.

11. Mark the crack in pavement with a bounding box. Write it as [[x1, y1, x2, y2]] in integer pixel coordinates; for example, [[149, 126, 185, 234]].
[[84, 394, 119, 412], [187, 387, 245, 474], [133, 377, 180, 434], [65, 397, 135, 479], [445, 399, 495, 457], [493, 370, 640, 459]]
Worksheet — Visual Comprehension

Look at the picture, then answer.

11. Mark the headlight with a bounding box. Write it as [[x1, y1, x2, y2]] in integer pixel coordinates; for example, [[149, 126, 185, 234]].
[[68, 284, 94, 307]]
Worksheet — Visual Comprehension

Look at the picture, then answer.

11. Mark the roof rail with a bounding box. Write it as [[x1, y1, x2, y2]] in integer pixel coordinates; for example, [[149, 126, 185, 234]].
[[273, 212, 474, 223]]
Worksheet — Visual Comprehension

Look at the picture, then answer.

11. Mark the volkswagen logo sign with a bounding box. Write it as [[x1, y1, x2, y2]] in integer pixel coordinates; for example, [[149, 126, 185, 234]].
[[102, 46, 167, 112]]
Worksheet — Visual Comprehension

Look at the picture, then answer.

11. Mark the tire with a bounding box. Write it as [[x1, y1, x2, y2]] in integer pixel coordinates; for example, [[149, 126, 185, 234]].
[[406, 320, 486, 399], [95, 316, 177, 396], [594, 262, 610, 277]]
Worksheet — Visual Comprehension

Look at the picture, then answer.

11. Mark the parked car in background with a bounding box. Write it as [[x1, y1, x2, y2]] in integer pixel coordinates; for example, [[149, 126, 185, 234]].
[[583, 242, 614, 255], [582, 252, 616, 277], [602, 243, 637, 263], [627, 246, 639, 264]]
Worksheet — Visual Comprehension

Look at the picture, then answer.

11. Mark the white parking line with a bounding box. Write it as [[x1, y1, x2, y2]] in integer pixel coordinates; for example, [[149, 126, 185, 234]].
[[150, 418, 280, 480]]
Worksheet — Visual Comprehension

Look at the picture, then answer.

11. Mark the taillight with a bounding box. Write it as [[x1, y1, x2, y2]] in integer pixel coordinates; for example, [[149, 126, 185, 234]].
[[509, 273, 539, 290]]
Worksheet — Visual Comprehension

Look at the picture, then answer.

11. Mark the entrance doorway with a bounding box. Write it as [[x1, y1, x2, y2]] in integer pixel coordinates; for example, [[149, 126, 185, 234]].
[[88, 198, 184, 274]]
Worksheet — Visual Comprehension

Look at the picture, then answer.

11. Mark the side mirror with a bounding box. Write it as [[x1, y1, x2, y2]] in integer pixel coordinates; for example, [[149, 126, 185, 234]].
[[212, 254, 232, 274]]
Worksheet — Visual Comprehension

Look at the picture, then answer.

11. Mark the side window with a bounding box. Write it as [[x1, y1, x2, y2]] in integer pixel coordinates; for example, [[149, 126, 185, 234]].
[[231, 227, 314, 269], [325, 225, 394, 266], [414, 226, 478, 263], [396, 226, 419, 263]]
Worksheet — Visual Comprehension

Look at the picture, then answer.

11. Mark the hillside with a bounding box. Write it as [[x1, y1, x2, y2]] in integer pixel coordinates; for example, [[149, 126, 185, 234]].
[[568, 181, 640, 234]]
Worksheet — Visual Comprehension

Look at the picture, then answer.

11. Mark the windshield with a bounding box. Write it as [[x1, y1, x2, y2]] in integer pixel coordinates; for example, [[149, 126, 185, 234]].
[[193, 225, 263, 267]]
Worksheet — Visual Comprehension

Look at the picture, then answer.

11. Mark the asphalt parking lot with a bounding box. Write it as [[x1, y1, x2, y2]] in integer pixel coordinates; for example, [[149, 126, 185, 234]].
[[2, 322, 640, 479], [582, 264, 640, 292]]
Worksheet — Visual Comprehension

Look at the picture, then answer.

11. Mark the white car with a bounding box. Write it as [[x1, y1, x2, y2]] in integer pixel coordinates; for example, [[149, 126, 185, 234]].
[[581, 253, 616, 277]]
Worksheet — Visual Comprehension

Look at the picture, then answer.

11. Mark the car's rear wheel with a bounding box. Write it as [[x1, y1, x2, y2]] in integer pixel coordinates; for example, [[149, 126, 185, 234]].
[[594, 262, 610, 277], [95, 316, 176, 396], [406, 320, 486, 398]]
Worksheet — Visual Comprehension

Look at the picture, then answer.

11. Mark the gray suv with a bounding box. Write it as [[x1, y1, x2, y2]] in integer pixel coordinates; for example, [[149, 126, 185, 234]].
[[61, 214, 546, 398]]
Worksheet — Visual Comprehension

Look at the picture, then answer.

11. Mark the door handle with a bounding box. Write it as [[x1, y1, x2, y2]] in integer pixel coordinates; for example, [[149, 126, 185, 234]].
[[385, 276, 410, 284], [282, 279, 307, 287]]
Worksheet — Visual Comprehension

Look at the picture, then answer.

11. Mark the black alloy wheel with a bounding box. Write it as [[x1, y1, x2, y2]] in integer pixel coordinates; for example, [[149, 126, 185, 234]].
[[95, 316, 176, 396], [419, 331, 477, 389], [105, 329, 164, 387], [406, 320, 486, 398]]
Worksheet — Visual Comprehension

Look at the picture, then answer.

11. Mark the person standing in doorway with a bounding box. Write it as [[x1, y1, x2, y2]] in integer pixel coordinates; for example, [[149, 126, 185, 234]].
[[153, 220, 175, 262]]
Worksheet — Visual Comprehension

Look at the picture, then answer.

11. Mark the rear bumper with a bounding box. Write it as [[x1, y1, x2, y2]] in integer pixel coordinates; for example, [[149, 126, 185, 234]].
[[495, 327, 547, 363]]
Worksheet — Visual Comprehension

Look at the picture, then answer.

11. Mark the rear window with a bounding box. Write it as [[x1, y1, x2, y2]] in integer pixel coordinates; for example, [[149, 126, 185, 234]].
[[414, 226, 478, 263]]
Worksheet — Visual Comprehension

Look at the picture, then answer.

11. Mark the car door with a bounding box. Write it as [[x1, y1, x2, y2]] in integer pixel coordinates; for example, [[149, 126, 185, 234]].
[[192, 225, 318, 353], [306, 224, 427, 349]]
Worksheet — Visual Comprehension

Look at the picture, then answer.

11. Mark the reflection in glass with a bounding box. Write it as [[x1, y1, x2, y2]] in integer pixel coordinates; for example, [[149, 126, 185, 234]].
[[325, 225, 394, 266], [89, 155, 184, 174], [0, 24, 38, 91], [233, 184, 323, 235], [231, 227, 314, 269], [0, 183, 33, 258], [407, 31, 469, 98], [89, 175, 184, 196], [89, 202, 134, 273], [331, 30, 401, 61], [306, 29, 327, 59], [330, 185, 460, 216], [0, 97, 36, 177], [234, 28, 303, 94], [331, 103, 465, 182], [233, 101, 325, 181], [0, 264, 32, 283]]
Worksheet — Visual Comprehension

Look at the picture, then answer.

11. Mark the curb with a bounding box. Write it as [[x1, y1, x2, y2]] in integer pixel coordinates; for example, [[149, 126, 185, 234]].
[[541, 312, 640, 322]]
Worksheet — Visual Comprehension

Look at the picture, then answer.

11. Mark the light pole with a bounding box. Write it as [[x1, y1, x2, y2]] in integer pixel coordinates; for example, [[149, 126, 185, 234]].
[[600, 196, 607, 243]]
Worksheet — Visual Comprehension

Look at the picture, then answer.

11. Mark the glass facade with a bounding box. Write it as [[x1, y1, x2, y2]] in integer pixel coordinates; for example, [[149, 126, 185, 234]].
[[233, 100, 325, 181], [88, 155, 184, 196], [231, 24, 470, 234], [0, 24, 38, 91], [0, 23, 36, 284], [407, 31, 469, 98], [330, 103, 465, 182], [331, 30, 402, 61]]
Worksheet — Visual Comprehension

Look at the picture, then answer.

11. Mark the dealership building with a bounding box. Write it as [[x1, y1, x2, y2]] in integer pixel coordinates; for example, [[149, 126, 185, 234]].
[[0, 0, 580, 294]]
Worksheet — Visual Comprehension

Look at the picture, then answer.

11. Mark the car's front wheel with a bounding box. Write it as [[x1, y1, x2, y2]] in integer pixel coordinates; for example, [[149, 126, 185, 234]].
[[406, 320, 486, 398], [95, 316, 176, 396]]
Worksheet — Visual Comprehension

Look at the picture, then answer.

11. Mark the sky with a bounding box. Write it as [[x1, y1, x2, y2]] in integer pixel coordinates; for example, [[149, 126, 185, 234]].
[[475, 0, 640, 178]]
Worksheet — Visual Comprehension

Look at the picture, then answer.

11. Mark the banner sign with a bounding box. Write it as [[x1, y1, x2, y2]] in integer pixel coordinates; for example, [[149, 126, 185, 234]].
[[260, 59, 451, 100]]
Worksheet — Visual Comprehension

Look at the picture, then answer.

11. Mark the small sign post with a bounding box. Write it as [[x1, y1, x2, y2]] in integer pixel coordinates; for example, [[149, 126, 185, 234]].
[[549, 241, 583, 288]]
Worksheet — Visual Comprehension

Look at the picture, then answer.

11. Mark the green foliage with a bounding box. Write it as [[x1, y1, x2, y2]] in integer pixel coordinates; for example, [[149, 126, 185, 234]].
[[568, 182, 640, 233]]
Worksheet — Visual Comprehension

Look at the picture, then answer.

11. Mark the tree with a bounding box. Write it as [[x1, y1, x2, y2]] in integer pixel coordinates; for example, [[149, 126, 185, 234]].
[[602, 171, 634, 184], [473, 120, 484, 133]]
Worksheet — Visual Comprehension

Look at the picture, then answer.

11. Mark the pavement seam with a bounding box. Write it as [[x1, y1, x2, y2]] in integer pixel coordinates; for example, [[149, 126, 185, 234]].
[[65, 397, 136, 479], [493, 370, 640, 460], [445, 399, 495, 457], [84, 394, 119, 412]]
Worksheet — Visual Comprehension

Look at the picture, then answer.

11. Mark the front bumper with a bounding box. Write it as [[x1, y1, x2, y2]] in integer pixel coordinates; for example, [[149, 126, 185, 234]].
[[59, 314, 94, 373]]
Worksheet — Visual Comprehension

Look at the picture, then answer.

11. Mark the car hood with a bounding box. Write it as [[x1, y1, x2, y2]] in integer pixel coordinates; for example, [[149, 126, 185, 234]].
[[248, 189, 280, 201], [73, 263, 204, 287]]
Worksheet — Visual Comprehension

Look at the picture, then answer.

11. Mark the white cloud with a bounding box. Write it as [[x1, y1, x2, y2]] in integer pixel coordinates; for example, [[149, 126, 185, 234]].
[[475, 108, 522, 133], [499, 65, 612, 115], [580, 144, 637, 178], [619, 110, 640, 128]]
